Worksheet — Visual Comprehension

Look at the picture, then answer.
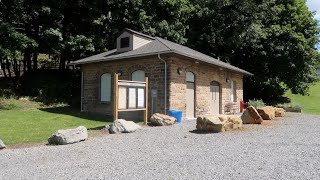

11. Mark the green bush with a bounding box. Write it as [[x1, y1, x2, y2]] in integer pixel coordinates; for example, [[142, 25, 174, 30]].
[[248, 99, 265, 108], [0, 98, 19, 110], [0, 79, 19, 98], [275, 103, 302, 109], [19, 69, 81, 106]]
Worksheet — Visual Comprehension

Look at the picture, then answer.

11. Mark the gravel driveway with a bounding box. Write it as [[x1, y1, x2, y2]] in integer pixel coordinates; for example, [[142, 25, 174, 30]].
[[1, 113, 320, 180]]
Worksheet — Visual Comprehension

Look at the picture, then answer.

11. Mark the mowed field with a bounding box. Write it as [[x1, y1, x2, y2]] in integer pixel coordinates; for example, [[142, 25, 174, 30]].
[[286, 81, 320, 114], [0, 98, 111, 145]]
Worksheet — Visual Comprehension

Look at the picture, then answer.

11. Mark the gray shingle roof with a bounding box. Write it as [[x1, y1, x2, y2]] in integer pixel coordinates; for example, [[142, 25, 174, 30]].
[[155, 37, 252, 75], [69, 30, 252, 75]]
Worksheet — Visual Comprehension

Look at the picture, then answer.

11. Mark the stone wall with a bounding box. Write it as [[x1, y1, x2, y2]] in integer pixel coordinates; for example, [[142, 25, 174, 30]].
[[81, 56, 167, 120], [81, 54, 244, 119], [168, 56, 243, 117]]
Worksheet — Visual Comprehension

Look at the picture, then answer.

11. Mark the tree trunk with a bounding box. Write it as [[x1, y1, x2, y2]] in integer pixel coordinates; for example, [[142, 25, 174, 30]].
[[6, 59, 11, 78], [0, 59, 7, 78], [23, 56, 26, 73], [24, 50, 32, 72], [60, 55, 66, 70], [33, 52, 38, 70], [13, 58, 21, 77]]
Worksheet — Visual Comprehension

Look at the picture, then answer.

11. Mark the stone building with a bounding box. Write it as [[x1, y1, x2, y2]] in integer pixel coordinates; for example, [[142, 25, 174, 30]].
[[70, 29, 252, 119]]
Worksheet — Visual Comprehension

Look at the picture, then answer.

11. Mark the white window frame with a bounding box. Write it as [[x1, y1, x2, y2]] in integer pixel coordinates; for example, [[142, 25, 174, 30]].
[[186, 72, 195, 82], [100, 73, 111, 102], [132, 70, 145, 82]]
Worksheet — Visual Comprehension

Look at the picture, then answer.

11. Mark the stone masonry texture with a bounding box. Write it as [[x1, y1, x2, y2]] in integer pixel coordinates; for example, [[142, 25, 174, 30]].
[[81, 54, 243, 119]]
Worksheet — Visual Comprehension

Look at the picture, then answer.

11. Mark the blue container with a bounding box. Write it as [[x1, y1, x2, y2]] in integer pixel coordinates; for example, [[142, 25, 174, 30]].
[[168, 110, 183, 124]]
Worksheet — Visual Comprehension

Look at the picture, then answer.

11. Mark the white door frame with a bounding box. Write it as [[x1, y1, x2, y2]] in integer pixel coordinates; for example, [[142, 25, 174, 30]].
[[186, 72, 195, 118], [210, 81, 220, 114]]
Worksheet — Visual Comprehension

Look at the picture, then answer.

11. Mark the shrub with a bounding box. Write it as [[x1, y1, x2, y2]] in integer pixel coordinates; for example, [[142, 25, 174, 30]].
[[275, 103, 302, 109], [0, 98, 19, 110], [248, 99, 265, 108], [19, 69, 81, 106]]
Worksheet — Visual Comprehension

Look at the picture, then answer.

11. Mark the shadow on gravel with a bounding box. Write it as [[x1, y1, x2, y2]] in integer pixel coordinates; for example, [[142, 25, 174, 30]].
[[189, 130, 219, 134]]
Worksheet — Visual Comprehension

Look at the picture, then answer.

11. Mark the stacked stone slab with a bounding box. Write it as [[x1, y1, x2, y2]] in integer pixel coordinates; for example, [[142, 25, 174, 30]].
[[241, 106, 263, 124], [150, 113, 176, 126], [48, 126, 88, 145], [257, 106, 276, 120], [196, 115, 242, 133], [241, 106, 285, 124]]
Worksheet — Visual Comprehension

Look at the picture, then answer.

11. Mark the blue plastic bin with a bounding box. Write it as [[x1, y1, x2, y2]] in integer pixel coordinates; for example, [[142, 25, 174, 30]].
[[168, 110, 183, 124]]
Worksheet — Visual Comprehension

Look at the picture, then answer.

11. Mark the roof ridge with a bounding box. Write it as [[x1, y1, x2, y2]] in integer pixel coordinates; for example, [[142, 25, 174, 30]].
[[155, 37, 174, 51]]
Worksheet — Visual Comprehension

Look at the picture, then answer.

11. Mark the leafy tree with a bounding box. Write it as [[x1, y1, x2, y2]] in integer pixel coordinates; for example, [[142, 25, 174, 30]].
[[187, 0, 320, 103]]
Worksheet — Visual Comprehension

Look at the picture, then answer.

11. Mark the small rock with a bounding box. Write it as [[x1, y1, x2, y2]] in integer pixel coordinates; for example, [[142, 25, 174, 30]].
[[48, 126, 88, 145], [241, 106, 263, 124], [150, 113, 176, 126], [109, 119, 141, 134], [0, 139, 6, 149]]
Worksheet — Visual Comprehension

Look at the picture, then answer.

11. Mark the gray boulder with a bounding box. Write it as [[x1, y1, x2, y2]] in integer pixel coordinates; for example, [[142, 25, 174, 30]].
[[0, 139, 6, 149], [109, 119, 141, 134], [150, 113, 176, 126], [48, 126, 88, 145]]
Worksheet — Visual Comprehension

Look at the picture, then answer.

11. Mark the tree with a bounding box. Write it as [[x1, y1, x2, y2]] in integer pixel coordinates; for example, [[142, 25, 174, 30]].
[[187, 0, 320, 103]]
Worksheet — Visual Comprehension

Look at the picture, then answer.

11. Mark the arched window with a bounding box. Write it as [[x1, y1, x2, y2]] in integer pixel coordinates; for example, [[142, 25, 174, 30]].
[[132, 70, 145, 81], [100, 73, 111, 102], [211, 81, 220, 86], [186, 72, 195, 82]]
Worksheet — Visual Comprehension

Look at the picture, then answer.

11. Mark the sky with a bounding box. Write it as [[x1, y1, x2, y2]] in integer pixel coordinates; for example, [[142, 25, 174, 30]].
[[306, 0, 320, 21]]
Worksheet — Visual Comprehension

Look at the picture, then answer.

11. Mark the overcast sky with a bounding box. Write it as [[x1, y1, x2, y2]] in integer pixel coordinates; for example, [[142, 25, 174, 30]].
[[307, 0, 320, 20]]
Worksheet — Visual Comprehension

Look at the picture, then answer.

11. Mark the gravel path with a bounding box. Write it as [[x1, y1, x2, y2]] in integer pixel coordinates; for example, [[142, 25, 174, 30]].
[[1, 113, 320, 180]]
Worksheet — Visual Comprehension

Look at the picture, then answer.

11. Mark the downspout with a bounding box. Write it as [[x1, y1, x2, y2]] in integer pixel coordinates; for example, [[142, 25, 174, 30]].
[[81, 71, 84, 112], [157, 54, 167, 114]]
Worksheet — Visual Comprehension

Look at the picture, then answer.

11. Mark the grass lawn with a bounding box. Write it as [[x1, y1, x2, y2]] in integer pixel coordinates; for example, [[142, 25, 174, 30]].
[[285, 81, 320, 114], [0, 98, 112, 145]]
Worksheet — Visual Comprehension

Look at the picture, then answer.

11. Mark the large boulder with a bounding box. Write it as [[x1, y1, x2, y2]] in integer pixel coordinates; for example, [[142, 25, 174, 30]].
[[241, 106, 263, 124], [197, 116, 224, 132], [109, 119, 141, 134], [150, 113, 176, 126], [48, 126, 88, 145], [275, 108, 286, 117], [217, 115, 243, 131], [257, 106, 275, 120], [196, 115, 242, 133], [0, 139, 6, 149]]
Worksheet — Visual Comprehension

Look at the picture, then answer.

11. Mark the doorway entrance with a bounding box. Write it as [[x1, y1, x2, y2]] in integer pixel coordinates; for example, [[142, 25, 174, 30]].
[[186, 72, 195, 118], [210, 81, 220, 114]]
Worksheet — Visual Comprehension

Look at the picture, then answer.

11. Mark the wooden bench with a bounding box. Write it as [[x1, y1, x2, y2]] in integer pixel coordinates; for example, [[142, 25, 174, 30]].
[[224, 102, 239, 114]]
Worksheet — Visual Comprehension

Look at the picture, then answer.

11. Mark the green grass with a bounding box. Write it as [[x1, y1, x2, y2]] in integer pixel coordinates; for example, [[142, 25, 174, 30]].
[[285, 81, 320, 114], [0, 98, 112, 145]]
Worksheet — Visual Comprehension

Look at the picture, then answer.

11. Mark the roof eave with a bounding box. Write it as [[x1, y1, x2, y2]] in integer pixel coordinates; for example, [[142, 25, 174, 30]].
[[171, 51, 253, 76], [68, 50, 174, 66], [69, 50, 253, 76]]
